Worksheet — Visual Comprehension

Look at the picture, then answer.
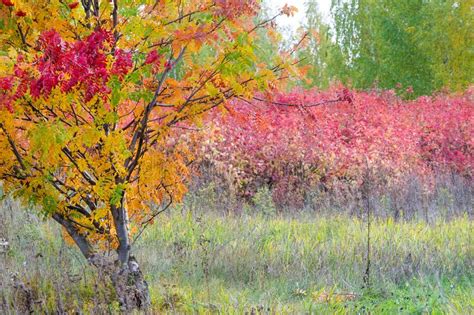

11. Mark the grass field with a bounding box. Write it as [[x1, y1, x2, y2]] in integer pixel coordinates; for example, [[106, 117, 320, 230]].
[[1, 197, 472, 314]]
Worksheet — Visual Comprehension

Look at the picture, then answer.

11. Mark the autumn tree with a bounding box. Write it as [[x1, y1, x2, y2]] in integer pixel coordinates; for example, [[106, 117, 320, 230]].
[[0, 0, 297, 309], [297, 0, 347, 89]]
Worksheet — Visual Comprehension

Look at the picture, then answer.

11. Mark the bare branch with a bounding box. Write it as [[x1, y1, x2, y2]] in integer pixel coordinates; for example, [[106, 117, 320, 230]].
[[252, 96, 342, 108], [132, 194, 173, 246]]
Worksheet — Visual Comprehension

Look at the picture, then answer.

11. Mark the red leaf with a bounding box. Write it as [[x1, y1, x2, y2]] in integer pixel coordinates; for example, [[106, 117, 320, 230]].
[[1, 0, 14, 6]]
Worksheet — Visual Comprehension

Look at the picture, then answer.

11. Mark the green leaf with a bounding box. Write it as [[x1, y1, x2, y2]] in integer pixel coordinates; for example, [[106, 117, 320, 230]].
[[42, 195, 58, 214], [110, 183, 126, 206]]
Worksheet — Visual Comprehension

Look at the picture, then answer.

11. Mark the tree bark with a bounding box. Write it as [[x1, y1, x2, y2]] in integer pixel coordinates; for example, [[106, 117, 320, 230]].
[[55, 209, 151, 311], [109, 256, 151, 311], [52, 213, 93, 259], [111, 203, 131, 264], [109, 202, 151, 310]]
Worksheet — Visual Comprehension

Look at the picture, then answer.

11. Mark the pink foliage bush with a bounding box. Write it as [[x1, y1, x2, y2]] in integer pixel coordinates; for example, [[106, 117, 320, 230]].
[[200, 87, 473, 208]]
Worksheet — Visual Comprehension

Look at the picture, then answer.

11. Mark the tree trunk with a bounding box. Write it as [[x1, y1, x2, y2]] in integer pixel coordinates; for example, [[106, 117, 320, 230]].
[[110, 256, 151, 311], [56, 209, 151, 311], [108, 202, 150, 310], [90, 254, 151, 311]]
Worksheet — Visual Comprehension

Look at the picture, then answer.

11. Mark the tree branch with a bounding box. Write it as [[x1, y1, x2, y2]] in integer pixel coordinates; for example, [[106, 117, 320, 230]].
[[52, 213, 94, 259], [0, 124, 27, 170], [62, 147, 97, 185], [132, 193, 173, 246], [126, 47, 187, 179], [252, 96, 342, 108]]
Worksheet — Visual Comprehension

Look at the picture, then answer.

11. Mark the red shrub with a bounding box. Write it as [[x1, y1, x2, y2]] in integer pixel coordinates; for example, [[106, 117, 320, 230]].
[[199, 87, 473, 208]]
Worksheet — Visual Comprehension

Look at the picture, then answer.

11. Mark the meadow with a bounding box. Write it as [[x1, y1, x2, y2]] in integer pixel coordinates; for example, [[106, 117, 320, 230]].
[[1, 186, 472, 314]]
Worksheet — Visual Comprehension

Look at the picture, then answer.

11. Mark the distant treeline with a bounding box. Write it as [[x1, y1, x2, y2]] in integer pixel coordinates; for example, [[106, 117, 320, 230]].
[[298, 0, 473, 97]]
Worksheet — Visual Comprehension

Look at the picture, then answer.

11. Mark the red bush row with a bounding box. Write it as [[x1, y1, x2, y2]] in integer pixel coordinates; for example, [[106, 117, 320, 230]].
[[198, 87, 473, 208]]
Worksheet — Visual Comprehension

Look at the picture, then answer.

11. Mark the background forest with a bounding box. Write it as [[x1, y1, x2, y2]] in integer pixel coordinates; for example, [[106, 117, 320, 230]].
[[299, 0, 473, 96]]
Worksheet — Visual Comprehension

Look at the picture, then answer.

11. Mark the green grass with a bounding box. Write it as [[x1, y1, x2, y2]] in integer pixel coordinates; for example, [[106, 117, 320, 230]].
[[1, 199, 472, 313], [135, 211, 473, 313]]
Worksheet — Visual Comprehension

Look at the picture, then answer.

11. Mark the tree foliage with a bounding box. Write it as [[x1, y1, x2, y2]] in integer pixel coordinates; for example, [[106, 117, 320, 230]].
[[0, 0, 297, 280], [300, 0, 473, 96], [297, 1, 347, 89]]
